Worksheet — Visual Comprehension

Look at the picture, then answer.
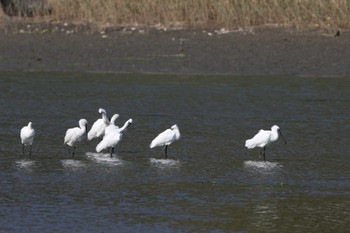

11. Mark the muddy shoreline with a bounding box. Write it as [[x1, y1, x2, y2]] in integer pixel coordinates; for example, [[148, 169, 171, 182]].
[[0, 26, 349, 76]]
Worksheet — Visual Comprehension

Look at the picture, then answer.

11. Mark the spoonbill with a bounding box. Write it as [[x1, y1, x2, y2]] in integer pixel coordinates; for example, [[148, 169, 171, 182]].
[[104, 114, 120, 136], [87, 108, 109, 141], [96, 119, 133, 157], [150, 124, 181, 159], [64, 119, 88, 158], [20, 122, 35, 158], [245, 125, 287, 161]]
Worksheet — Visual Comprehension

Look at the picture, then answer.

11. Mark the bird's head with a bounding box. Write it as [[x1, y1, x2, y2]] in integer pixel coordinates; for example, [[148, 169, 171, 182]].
[[272, 125, 287, 144], [98, 108, 106, 114], [79, 119, 88, 127], [271, 125, 280, 131]]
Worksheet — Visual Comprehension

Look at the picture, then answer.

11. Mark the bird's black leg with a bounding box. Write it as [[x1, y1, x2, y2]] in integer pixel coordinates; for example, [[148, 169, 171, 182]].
[[259, 148, 262, 159], [72, 146, 76, 159], [110, 147, 114, 158], [163, 145, 168, 159], [263, 147, 266, 161], [22, 144, 24, 155], [29, 145, 32, 159]]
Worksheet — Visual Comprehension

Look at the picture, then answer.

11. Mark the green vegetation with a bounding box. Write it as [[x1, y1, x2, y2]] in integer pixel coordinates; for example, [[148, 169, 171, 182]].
[[1, 0, 350, 30]]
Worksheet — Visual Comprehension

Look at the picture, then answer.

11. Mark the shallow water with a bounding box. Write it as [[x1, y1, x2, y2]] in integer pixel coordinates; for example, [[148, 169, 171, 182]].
[[1, 72, 350, 232]]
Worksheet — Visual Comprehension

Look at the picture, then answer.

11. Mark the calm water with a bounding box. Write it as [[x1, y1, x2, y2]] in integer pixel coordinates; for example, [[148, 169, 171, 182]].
[[0, 72, 350, 232]]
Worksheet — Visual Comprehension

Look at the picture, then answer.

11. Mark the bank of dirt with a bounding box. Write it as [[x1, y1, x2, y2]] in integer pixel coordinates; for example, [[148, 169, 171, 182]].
[[0, 26, 349, 76]]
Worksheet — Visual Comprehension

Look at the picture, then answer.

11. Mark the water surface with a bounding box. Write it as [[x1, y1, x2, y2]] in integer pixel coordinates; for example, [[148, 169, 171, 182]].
[[0, 72, 350, 232]]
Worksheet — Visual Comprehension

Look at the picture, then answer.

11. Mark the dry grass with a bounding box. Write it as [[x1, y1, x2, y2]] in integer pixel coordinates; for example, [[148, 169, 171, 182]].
[[7, 0, 350, 30], [0, 6, 4, 17], [0, 6, 6, 27]]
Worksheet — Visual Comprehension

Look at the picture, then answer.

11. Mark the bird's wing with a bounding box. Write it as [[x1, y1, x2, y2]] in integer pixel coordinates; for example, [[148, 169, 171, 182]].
[[20, 126, 28, 140], [64, 127, 82, 143], [88, 119, 106, 140], [96, 131, 121, 152], [20, 126, 35, 144], [65, 127, 86, 145], [245, 130, 271, 149], [150, 129, 175, 148], [104, 125, 119, 137], [96, 136, 108, 152], [64, 128, 74, 144]]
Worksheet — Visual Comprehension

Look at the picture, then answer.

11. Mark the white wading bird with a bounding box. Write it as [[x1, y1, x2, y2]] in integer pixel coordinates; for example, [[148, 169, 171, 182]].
[[245, 125, 287, 161], [64, 119, 88, 158], [96, 119, 133, 157], [150, 124, 181, 159], [104, 114, 120, 136], [20, 122, 35, 158], [87, 108, 109, 141]]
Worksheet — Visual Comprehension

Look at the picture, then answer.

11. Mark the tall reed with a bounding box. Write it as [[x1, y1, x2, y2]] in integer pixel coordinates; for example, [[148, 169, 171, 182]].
[[9, 0, 350, 29]]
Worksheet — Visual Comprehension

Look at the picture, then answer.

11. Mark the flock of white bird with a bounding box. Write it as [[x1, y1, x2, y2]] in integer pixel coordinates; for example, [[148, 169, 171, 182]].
[[20, 108, 182, 159], [20, 108, 286, 161]]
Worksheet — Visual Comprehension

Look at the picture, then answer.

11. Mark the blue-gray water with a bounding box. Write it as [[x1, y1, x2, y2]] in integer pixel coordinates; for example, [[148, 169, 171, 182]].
[[1, 72, 350, 232]]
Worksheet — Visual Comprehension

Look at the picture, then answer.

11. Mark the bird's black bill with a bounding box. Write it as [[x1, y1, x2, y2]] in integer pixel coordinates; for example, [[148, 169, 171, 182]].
[[278, 129, 287, 144]]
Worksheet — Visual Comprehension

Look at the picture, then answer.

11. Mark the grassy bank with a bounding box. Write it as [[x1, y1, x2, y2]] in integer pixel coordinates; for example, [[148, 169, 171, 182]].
[[2, 0, 350, 30]]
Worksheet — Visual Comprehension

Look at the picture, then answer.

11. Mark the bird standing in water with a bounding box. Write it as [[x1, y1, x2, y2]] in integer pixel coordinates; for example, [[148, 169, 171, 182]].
[[245, 125, 287, 161], [64, 119, 88, 158], [20, 122, 35, 158], [96, 118, 133, 158], [150, 124, 181, 159]]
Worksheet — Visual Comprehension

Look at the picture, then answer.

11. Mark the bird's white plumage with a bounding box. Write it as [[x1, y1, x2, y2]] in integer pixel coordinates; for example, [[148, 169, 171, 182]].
[[64, 119, 88, 147], [96, 130, 122, 153], [96, 119, 132, 153], [87, 108, 109, 140], [150, 124, 180, 149], [104, 114, 120, 136], [20, 122, 35, 146], [245, 125, 280, 149]]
